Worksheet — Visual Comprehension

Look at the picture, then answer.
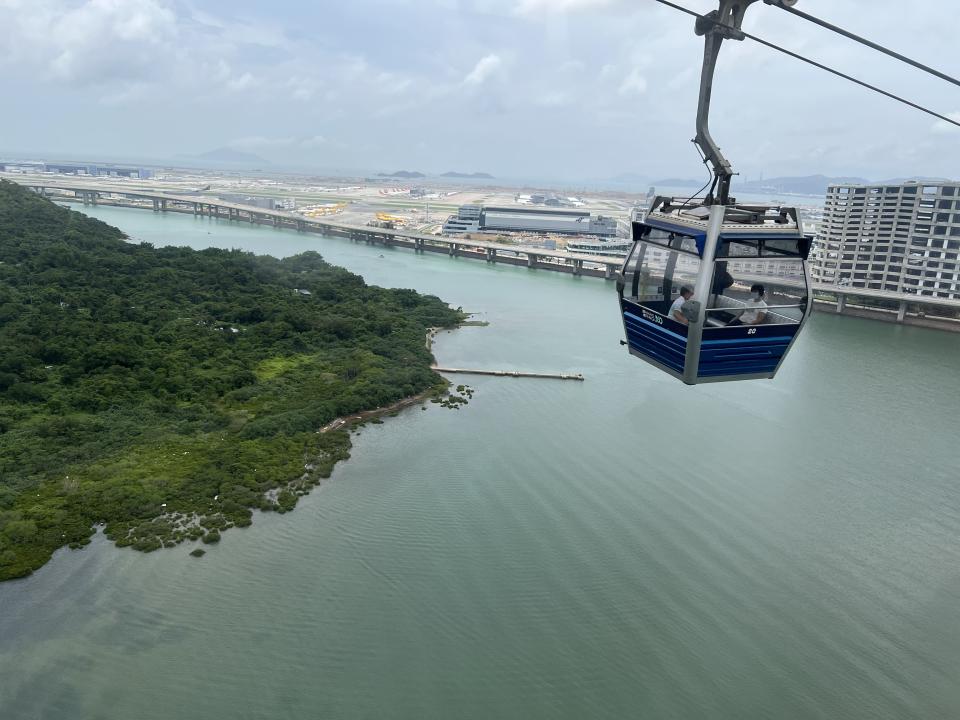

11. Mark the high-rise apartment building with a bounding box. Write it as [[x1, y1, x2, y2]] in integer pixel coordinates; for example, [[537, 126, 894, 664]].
[[812, 182, 960, 300]]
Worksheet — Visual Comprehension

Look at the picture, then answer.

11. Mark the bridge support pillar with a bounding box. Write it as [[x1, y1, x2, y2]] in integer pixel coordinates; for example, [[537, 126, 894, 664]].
[[449, 243, 458, 257], [527, 253, 537, 268], [604, 264, 616, 280], [416, 238, 424, 252], [159, 199, 166, 212], [274, 215, 280, 227], [249, 212, 255, 224], [486, 248, 496, 263], [573, 259, 583, 276], [897, 300, 907, 323], [193, 203, 199, 216], [152, 198, 160, 212], [297, 220, 305, 232], [836, 294, 846, 314]]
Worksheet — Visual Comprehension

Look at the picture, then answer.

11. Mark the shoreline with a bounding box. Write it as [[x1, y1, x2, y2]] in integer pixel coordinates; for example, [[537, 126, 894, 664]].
[[317, 382, 447, 435]]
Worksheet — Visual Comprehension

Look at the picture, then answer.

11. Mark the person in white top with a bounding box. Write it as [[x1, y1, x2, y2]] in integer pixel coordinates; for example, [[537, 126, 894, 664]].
[[669, 286, 694, 324], [728, 284, 768, 326]]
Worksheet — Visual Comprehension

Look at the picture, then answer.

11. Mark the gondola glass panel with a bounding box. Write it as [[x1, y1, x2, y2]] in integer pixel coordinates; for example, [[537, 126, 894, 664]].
[[619, 227, 701, 375], [699, 259, 809, 378]]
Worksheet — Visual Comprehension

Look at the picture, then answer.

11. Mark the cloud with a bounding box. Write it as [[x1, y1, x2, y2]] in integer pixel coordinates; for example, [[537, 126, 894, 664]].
[[227, 72, 258, 91], [618, 68, 647, 96], [932, 112, 960, 134], [535, 91, 572, 108], [188, 8, 288, 48], [0, 0, 177, 86], [464, 54, 503, 86], [285, 75, 319, 101], [514, 0, 621, 16], [1, 0, 958, 181]]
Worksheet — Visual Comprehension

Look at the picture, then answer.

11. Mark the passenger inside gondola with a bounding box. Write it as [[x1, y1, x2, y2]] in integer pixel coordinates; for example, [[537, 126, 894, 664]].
[[669, 286, 694, 324], [727, 284, 768, 326]]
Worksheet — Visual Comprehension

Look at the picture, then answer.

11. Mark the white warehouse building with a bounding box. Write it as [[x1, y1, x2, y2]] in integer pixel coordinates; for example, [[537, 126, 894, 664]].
[[443, 205, 618, 237]]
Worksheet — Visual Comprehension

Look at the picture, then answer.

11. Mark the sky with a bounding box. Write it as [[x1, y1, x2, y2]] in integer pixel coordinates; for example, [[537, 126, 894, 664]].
[[1, 0, 959, 183]]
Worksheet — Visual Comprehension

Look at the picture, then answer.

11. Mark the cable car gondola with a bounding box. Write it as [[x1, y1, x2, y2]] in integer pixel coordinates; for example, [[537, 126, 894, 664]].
[[618, 198, 812, 384], [617, 0, 812, 384]]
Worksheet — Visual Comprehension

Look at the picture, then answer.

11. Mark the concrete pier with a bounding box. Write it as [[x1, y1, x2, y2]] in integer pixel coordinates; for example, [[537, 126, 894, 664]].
[[432, 367, 585, 381]]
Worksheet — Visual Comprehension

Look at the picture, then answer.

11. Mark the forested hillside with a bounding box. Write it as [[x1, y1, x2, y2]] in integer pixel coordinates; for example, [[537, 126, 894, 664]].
[[0, 180, 462, 580]]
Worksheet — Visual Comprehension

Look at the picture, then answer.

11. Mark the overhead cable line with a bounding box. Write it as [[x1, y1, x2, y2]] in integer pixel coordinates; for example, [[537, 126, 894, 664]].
[[764, 0, 960, 89], [652, 0, 960, 130]]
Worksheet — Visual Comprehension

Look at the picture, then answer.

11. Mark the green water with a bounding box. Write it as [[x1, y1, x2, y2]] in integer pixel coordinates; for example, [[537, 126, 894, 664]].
[[2, 206, 960, 719]]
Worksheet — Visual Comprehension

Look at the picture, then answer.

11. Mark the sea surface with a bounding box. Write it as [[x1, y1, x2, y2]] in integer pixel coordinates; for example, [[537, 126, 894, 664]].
[[2, 205, 959, 719]]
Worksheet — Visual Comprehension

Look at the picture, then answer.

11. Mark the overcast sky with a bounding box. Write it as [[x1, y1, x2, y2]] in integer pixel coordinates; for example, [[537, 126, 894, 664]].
[[1, 0, 958, 183]]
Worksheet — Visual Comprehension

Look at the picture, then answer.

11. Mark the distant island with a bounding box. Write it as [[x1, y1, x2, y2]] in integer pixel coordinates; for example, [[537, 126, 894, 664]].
[[377, 170, 426, 179], [441, 171, 495, 179], [0, 180, 463, 580]]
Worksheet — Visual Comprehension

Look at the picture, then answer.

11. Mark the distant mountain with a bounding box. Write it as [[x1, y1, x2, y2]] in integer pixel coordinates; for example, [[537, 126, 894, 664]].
[[735, 174, 867, 196], [189, 147, 269, 165], [377, 170, 426, 179], [441, 171, 495, 179]]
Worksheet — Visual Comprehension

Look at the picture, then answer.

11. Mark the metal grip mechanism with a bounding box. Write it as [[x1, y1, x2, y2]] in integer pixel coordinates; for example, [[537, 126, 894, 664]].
[[693, 0, 761, 206]]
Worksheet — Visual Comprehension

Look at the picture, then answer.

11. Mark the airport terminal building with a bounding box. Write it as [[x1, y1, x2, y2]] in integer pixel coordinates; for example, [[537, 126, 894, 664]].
[[812, 181, 960, 299], [443, 205, 618, 237]]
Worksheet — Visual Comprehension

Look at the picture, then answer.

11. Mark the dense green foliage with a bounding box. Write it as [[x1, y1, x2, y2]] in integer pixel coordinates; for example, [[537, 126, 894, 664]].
[[0, 181, 462, 580]]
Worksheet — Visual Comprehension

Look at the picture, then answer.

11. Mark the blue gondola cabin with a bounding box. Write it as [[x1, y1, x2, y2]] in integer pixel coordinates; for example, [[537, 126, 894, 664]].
[[617, 197, 813, 384]]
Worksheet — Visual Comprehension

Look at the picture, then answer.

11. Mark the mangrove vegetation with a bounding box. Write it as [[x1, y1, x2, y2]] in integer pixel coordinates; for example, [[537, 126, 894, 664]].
[[0, 180, 463, 580]]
